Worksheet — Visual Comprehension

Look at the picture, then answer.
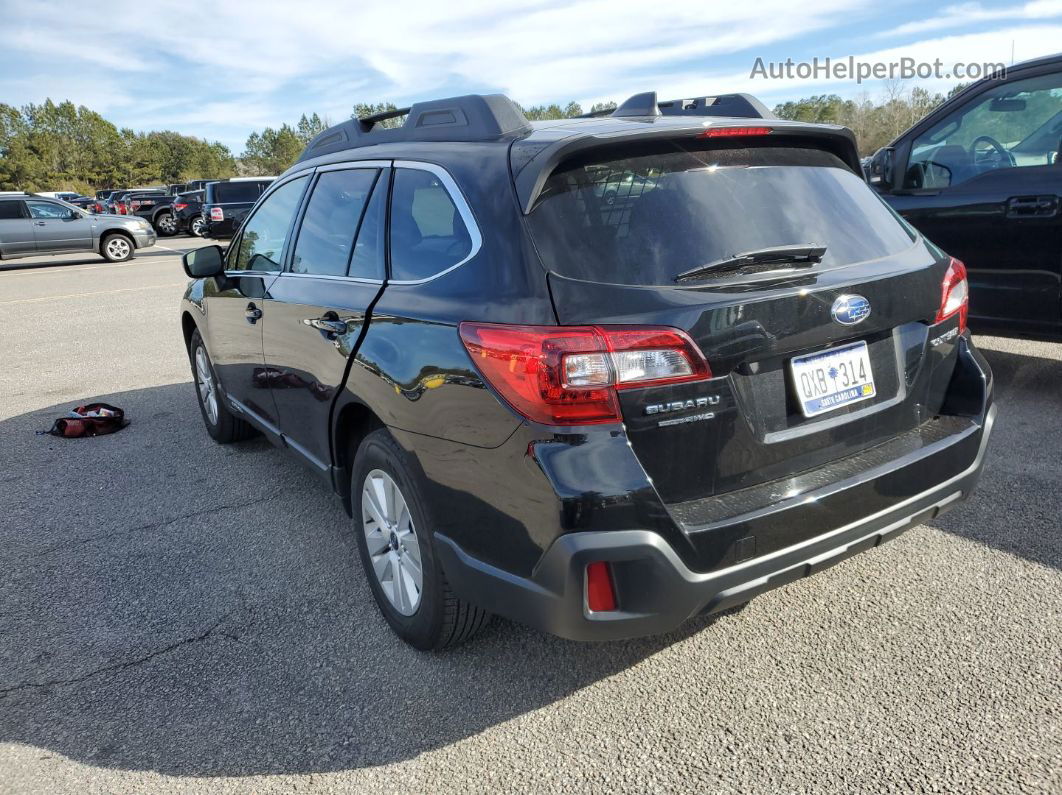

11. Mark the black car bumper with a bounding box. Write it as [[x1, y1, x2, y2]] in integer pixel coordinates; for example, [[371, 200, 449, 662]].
[[435, 399, 995, 642]]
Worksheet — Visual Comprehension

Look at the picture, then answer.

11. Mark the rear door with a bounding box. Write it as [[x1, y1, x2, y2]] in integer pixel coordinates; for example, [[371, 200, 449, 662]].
[[262, 162, 388, 472], [0, 199, 35, 257], [25, 200, 93, 253], [202, 174, 310, 429]]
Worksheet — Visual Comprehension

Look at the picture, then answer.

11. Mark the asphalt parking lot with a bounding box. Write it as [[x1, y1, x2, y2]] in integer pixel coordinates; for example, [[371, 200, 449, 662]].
[[0, 241, 1060, 793]]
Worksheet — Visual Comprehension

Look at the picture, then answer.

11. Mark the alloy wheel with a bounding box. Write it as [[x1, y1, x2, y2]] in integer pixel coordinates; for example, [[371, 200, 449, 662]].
[[361, 469, 423, 615], [106, 237, 131, 259], [194, 346, 218, 425], [157, 213, 176, 234]]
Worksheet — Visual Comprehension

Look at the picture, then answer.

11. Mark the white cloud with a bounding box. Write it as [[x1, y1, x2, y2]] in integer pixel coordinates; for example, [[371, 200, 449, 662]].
[[0, 0, 1058, 149], [879, 0, 1062, 38]]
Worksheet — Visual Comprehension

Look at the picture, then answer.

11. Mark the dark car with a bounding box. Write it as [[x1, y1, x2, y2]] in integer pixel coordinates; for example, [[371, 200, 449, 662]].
[[172, 189, 207, 236], [201, 178, 274, 238], [127, 191, 179, 236], [179, 92, 995, 650], [869, 53, 1062, 340], [68, 195, 98, 212], [110, 188, 165, 216]]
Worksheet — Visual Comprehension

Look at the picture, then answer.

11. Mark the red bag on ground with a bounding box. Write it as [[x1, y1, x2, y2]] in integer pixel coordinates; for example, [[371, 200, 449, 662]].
[[42, 403, 129, 438]]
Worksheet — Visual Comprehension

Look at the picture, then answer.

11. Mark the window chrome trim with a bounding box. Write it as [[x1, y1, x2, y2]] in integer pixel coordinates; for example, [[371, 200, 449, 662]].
[[388, 160, 483, 285], [275, 271, 383, 285]]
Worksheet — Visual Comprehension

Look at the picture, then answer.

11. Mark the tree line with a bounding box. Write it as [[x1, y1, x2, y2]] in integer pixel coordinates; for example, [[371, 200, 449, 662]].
[[0, 87, 963, 192]]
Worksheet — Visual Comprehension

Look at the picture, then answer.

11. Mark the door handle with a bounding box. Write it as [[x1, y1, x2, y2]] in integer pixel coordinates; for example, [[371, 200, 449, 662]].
[[303, 316, 349, 335], [245, 303, 262, 323], [1007, 195, 1059, 218], [33, 221, 46, 226]]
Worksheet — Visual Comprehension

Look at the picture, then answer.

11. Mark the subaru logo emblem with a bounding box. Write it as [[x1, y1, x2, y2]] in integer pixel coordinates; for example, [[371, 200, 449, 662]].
[[831, 294, 871, 326]]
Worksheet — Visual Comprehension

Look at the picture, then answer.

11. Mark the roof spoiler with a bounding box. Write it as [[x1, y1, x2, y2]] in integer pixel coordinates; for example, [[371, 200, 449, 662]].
[[297, 94, 531, 163], [582, 91, 776, 120]]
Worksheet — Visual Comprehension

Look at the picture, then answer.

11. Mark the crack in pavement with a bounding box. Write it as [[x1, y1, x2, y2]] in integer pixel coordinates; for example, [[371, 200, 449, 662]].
[[0, 613, 233, 697], [29, 491, 293, 558]]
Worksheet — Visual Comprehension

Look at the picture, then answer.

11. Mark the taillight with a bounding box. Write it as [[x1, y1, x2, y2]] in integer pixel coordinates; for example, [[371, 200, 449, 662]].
[[117, 202, 127, 214], [210, 207, 224, 221], [173, 202, 187, 211], [94, 203, 103, 213], [936, 257, 969, 332], [130, 200, 141, 210], [702, 126, 772, 138], [586, 562, 617, 612], [458, 323, 711, 425]]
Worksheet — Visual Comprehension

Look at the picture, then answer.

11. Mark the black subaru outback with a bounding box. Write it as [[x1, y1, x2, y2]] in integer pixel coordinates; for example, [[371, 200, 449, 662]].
[[179, 92, 995, 650]]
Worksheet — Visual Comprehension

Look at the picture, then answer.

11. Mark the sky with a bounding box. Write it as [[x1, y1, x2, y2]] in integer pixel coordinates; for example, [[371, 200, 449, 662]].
[[1, 0, 1061, 153]]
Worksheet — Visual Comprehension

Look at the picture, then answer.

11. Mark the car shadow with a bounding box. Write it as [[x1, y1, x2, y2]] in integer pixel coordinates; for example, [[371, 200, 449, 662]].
[[0, 383, 724, 776], [0, 246, 190, 272], [925, 343, 1062, 571]]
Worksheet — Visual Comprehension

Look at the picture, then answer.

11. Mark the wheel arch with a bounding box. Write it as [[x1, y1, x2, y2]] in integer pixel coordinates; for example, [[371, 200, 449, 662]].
[[332, 398, 385, 515], [100, 228, 136, 249]]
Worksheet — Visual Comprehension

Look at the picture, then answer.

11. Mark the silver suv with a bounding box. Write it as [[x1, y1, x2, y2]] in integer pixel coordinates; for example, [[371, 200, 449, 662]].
[[0, 193, 156, 262]]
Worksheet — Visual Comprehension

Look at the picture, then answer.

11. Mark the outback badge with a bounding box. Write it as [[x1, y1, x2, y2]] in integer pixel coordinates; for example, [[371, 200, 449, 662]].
[[831, 294, 871, 326]]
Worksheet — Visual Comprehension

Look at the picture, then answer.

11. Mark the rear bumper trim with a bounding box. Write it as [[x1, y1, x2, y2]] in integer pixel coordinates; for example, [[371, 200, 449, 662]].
[[435, 404, 995, 641]]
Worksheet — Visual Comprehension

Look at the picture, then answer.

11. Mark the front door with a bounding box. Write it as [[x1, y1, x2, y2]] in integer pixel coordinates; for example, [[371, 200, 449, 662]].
[[262, 163, 388, 472], [887, 69, 1062, 335], [0, 199, 35, 257], [25, 200, 93, 253], [203, 174, 309, 429]]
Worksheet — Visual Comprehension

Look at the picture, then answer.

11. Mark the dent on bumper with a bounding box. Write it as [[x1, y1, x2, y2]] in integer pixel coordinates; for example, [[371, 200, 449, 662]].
[[435, 404, 996, 641]]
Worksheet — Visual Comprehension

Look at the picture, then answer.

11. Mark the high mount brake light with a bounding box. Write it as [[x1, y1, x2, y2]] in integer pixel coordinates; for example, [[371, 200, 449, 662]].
[[701, 126, 772, 138], [936, 257, 969, 332], [458, 323, 712, 426]]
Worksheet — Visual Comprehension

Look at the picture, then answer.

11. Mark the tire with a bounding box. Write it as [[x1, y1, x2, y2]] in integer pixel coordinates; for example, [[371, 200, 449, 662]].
[[189, 216, 206, 237], [100, 232, 134, 262], [188, 328, 255, 444], [352, 428, 490, 650], [154, 211, 177, 236]]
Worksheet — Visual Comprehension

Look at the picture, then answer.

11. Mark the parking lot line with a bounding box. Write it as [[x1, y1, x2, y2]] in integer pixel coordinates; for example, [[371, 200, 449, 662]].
[[0, 283, 186, 305]]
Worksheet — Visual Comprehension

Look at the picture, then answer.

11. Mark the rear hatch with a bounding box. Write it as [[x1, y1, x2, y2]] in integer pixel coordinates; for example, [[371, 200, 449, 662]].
[[526, 135, 958, 509]]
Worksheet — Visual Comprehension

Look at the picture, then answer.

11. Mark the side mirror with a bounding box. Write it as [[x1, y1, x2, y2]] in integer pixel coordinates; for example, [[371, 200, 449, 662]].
[[183, 245, 225, 279], [867, 147, 895, 191]]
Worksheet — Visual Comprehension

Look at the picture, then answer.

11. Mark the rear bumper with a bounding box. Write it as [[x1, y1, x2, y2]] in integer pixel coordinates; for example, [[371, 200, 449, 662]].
[[435, 403, 995, 641]]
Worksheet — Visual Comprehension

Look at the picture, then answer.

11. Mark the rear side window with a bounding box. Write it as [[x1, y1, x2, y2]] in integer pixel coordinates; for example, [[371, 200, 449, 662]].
[[389, 168, 473, 281], [291, 168, 379, 277], [527, 144, 918, 286], [214, 181, 271, 203], [230, 176, 308, 272], [0, 201, 24, 219]]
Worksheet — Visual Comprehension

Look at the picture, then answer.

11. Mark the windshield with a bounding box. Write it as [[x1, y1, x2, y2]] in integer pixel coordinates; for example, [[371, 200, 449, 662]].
[[526, 143, 917, 286]]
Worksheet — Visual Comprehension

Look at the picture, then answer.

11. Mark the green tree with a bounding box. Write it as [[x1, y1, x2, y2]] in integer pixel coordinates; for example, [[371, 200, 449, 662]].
[[353, 102, 402, 128], [240, 124, 303, 174]]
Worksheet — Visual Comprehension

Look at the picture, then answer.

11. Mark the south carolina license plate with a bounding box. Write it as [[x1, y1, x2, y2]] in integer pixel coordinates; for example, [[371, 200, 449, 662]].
[[790, 340, 876, 417]]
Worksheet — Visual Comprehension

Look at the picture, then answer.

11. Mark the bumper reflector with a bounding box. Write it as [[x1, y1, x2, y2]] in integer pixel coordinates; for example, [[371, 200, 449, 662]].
[[586, 561, 617, 612]]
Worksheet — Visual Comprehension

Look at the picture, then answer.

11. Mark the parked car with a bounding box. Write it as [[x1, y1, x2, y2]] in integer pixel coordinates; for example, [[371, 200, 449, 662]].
[[201, 178, 274, 238], [868, 52, 1062, 340], [68, 196, 98, 212], [112, 188, 167, 217], [35, 191, 80, 202], [179, 92, 994, 650], [0, 193, 155, 261], [127, 191, 179, 236], [172, 189, 207, 236]]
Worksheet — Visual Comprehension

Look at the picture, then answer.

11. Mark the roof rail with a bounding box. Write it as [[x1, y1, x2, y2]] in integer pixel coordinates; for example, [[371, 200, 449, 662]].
[[579, 91, 775, 120], [296, 94, 531, 163]]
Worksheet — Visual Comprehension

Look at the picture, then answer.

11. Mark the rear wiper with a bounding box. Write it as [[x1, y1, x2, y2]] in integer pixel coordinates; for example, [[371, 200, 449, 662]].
[[674, 244, 827, 283]]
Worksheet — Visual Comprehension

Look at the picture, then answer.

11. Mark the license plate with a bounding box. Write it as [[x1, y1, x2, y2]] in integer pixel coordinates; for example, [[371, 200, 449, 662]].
[[790, 341, 876, 417]]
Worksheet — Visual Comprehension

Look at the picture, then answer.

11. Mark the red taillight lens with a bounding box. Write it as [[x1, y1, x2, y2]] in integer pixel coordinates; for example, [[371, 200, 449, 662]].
[[702, 126, 772, 138], [130, 200, 140, 210], [936, 257, 969, 332], [210, 207, 224, 221], [458, 323, 711, 426], [117, 202, 127, 214], [586, 562, 617, 612], [173, 202, 187, 211]]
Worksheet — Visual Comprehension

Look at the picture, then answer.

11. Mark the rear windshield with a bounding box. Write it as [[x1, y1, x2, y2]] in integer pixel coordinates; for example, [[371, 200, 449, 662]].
[[526, 144, 917, 286], [212, 181, 271, 203]]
